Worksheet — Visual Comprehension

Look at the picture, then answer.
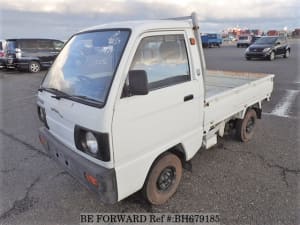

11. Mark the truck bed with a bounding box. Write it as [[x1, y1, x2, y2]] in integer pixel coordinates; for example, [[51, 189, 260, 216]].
[[204, 70, 274, 131]]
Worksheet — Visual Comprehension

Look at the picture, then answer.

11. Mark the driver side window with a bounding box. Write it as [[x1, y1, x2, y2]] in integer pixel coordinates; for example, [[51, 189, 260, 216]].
[[122, 34, 190, 97]]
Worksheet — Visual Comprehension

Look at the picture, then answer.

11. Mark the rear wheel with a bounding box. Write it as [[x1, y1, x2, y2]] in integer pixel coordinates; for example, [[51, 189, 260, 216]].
[[29, 61, 41, 73], [142, 153, 182, 205], [284, 49, 290, 58], [236, 109, 257, 142]]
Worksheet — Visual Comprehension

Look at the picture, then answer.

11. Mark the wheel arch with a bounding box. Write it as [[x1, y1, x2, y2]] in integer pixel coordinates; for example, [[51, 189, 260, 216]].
[[250, 103, 262, 119], [142, 143, 187, 188]]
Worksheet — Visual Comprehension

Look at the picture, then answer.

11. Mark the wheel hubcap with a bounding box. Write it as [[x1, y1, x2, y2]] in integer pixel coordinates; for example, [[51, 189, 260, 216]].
[[157, 167, 176, 191], [286, 51, 289, 57], [246, 117, 255, 133], [31, 63, 39, 72]]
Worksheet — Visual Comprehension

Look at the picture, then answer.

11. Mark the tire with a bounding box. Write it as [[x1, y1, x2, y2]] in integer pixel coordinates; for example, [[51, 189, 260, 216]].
[[237, 44, 240, 48], [246, 56, 251, 60], [236, 109, 257, 142], [284, 49, 290, 58], [29, 61, 41, 73], [269, 51, 275, 61], [142, 153, 182, 205]]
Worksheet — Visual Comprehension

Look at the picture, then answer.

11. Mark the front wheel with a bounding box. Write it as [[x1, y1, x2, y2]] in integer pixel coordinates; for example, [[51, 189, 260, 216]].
[[236, 109, 257, 142], [284, 49, 290, 58], [142, 153, 182, 205], [29, 61, 41, 73], [269, 51, 275, 61], [246, 56, 251, 60]]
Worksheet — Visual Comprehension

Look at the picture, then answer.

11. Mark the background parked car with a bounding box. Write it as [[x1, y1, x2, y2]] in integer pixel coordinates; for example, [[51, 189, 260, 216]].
[[245, 36, 290, 61], [237, 35, 252, 47], [201, 33, 222, 48], [0, 40, 6, 68], [5, 38, 64, 72]]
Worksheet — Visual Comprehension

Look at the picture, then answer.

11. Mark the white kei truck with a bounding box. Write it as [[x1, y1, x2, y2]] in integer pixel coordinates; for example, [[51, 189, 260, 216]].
[[37, 13, 274, 205]]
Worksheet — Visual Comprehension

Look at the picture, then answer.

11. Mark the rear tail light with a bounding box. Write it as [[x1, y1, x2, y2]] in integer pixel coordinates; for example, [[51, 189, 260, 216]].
[[0, 52, 4, 57]]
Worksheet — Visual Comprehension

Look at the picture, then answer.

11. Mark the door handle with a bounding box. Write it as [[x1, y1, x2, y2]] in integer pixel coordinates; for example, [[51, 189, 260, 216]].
[[184, 94, 194, 102]]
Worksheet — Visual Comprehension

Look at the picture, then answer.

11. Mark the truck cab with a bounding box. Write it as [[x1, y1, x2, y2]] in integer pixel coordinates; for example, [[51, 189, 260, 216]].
[[38, 13, 274, 205]]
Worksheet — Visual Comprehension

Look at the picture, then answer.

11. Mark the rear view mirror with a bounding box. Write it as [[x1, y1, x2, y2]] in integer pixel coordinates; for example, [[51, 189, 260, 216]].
[[128, 70, 149, 95]]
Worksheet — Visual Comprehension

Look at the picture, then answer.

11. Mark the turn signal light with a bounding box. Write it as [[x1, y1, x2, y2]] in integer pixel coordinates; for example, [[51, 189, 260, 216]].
[[84, 173, 99, 187], [39, 134, 47, 145], [190, 38, 196, 45]]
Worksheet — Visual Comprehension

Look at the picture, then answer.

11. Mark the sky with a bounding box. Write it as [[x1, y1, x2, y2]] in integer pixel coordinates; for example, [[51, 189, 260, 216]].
[[0, 0, 299, 40]]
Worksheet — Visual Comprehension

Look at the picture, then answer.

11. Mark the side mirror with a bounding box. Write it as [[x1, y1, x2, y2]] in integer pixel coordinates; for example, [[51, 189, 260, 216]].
[[276, 42, 280, 45], [128, 70, 149, 95]]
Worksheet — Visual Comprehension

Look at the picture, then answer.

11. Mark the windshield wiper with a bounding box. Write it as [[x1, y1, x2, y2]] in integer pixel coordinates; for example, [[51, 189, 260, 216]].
[[71, 95, 102, 103], [38, 87, 102, 105], [51, 93, 73, 100], [38, 87, 73, 100], [38, 87, 63, 94]]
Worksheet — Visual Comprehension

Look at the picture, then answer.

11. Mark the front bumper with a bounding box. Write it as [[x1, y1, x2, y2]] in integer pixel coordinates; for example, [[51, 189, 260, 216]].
[[39, 127, 118, 204], [245, 52, 270, 58]]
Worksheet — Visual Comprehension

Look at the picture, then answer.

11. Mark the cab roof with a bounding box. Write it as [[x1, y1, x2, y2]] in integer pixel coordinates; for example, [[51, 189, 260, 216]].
[[79, 20, 193, 34]]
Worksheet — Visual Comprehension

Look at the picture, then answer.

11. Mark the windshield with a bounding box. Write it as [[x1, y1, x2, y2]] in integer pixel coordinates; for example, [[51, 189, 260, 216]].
[[208, 34, 217, 38], [42, 30, 130, 105], [255, 37, 277, 44], [253, 36, 261, 42]]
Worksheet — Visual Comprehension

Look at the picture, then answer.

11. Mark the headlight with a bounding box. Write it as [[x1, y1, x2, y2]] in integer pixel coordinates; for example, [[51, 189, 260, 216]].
[[245, 47, 250, 52], [37, 106, 49, 128], [81, 131, 98, 154], [74, 125, 111, 161], [38, 106, 45, 121], [263, 47, 271, 52]]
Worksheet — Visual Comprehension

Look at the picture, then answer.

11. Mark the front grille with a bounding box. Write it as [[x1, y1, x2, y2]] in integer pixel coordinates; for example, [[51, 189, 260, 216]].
[[250, 48, 263, 52]]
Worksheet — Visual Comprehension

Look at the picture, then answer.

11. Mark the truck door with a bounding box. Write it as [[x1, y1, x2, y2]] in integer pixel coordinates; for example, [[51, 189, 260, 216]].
[[112, 32, 204, 199]]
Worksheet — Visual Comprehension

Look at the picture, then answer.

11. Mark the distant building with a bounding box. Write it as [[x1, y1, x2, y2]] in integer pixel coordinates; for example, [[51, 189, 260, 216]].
[[292, 29, 300, 38], [267, 30, 279, 36], [250, 29, 263, 36], [222, 27, 262, 40]]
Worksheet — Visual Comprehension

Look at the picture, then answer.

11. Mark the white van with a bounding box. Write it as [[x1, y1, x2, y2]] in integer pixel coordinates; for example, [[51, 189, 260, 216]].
[[37, 13, 274, 205], [237, 35, 252, 47]]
